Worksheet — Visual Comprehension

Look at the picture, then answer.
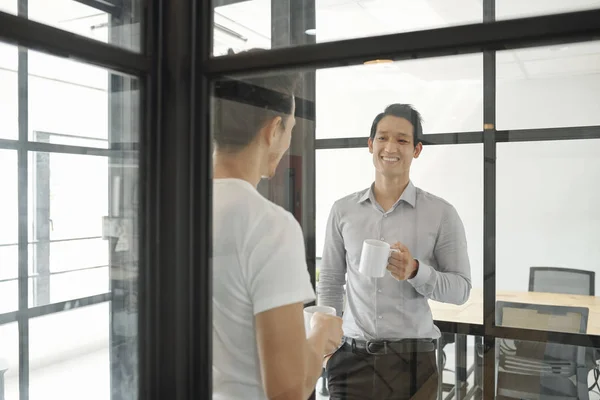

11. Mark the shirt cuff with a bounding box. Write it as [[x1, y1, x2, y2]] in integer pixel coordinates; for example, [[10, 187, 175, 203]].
[[407, 260, 433, 288]]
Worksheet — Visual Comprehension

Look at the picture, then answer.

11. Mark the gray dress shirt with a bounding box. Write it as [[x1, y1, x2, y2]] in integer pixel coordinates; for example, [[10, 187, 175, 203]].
[[317, 181, 471, 340]]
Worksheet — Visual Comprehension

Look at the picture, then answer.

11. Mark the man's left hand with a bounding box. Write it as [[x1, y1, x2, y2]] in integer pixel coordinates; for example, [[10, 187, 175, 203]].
[[387, 242, 419, 281]]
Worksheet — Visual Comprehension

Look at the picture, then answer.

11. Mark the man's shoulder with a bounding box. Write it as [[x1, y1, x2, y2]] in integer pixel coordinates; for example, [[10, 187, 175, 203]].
[[214, 180, 298, 233], [415, 187, 454, 208], [414, 186, 455, 211], [332, 187, 370, 210]]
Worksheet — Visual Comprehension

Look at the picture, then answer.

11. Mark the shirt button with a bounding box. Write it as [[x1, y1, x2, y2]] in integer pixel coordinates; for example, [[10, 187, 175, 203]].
[[383, 214, 388, 218], [380, 237, 385, 240], [378, 315, 383, 319], [377, 289, 382, 293]]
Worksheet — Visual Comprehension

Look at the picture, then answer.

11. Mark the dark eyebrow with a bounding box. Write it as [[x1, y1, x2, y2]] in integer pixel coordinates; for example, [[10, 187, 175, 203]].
[[377, 130, 411, 137]]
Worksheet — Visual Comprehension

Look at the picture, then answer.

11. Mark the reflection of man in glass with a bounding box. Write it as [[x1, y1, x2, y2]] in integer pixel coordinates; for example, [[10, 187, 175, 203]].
[[318, 104, 471, 399], [212, 66, 343, 400]]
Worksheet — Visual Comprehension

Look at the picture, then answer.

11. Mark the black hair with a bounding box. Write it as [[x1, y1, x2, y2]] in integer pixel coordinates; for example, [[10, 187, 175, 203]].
[[212, 48, 299, 151], [369, 104, 423, 147]]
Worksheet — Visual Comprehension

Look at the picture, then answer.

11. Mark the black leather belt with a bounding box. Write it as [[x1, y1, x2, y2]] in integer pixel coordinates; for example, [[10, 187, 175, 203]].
[[344, 337, 436, 355]]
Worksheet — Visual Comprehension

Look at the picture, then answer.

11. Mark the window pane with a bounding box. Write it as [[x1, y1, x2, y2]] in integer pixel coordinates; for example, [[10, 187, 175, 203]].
[[0, 43, 18, 140], [497, 139, 600, 334], [497, 0, 600, 20], [6, 48, 140, 400], [211, 64, 480, 398], [25, 0, 142, 53], [0, 322, 19, 400], [213, 0, 482, 55], [0, 150, 18, 315], [316, 54, 483, 139], [316, 145, 483, 324], [0, 0, 16, 14], [28, 303, 110, 400], [495, 338, 599, 399], [497, 40, 600, 130], [0, 150, 17, 251], [27, 51, 130, 148]]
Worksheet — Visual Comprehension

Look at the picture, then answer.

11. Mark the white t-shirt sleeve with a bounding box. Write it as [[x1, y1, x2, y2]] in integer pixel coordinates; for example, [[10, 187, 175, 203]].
[[246, 212, 316, 315]]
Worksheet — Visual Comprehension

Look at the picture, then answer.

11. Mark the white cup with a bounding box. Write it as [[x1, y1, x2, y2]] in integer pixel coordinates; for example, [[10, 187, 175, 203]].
[[358, 239, 399, 278], [303, 305, 336, 337]]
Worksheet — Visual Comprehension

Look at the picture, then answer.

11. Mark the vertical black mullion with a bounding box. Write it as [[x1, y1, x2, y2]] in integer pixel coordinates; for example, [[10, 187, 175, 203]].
[[192, 0, 213, 397], [138, 0, 159, 397], [17, 1, 29, 400], [482, 0, 496, 398]]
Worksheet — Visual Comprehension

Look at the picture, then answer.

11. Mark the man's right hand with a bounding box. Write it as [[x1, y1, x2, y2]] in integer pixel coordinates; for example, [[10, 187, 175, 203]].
[[310, 312, 343, 356]]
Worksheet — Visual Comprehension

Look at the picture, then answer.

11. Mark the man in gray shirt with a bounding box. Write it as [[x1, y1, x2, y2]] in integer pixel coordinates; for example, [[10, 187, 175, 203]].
[[318, 104, 471, 399]]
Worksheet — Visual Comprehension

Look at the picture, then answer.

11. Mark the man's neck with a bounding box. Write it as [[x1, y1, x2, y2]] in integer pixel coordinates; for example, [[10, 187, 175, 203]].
[[213, 149, 263, 188], [373, 174, 410, 211]]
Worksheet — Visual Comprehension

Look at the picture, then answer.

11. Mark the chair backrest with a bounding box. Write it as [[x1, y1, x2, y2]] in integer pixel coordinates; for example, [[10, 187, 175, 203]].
[[529, 267, 595, 296], [497, 301, 588, 379], [497, 301, 588, 334]]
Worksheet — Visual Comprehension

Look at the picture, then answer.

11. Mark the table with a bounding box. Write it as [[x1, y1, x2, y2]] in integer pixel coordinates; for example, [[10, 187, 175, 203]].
[[430, 288, 600, 334], [429, 288, 600, 399]]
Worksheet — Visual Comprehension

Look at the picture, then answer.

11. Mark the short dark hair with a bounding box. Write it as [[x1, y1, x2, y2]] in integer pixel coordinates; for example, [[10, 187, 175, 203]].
[[212, 49, 299, 151], [369, 104, 423, 146]]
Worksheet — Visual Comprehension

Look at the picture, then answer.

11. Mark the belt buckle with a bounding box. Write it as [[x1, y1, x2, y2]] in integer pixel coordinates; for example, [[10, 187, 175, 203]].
[[365, 340, 388, 355]]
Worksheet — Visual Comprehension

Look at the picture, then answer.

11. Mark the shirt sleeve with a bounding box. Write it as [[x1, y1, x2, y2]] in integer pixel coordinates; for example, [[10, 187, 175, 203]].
[[316, 202, 347, 317], [408, 204, 472, 305], [246, 211, 316, 315]]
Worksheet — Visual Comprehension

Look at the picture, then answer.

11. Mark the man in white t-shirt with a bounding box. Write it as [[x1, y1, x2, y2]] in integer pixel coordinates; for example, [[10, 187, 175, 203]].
[[212, 57, 343, 400]]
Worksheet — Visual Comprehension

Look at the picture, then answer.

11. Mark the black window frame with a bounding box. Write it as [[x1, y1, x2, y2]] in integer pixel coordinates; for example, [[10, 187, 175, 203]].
[[0, 1, 599, 400]]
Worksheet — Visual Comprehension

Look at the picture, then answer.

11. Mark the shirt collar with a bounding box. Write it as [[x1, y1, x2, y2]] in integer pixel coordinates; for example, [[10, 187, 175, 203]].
[[358, 181, 417, 208]]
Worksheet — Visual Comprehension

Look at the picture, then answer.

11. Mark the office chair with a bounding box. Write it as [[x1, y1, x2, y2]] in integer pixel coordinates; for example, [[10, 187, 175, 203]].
[[529, 267, 595, 296], [496, 301, 589, 400]]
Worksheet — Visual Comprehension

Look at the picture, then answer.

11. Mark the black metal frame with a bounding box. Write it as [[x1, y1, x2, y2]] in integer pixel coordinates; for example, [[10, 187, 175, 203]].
[[0, 1, 600, 400]]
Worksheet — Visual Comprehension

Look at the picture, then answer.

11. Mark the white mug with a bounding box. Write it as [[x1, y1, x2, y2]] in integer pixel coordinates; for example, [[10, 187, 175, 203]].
[[358, 239, 399, 278], [303, 305, 336, 336]]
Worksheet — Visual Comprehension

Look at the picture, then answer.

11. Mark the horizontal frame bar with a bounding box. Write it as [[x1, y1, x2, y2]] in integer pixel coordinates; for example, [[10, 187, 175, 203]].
[[315, 132, 484, 149], [0, 264, 108, 284], [488, 325, 600, 348], [25, 292, 112, 319], [0, 11, 149, 76], [0, 138, 18, 150], [0, 311, 18, 325], [435, 321, 485, 337], [204, 9, 600, 76], [496, 125, 600, 142], [315, 125, 600, 150], [0, 140, 138, 157], [0, 292, 111, 325], [0, 235, 104, 248]]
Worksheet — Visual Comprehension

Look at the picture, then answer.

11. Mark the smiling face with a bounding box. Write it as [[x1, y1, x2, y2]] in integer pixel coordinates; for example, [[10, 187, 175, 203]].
[[368, 115, 422, 179]]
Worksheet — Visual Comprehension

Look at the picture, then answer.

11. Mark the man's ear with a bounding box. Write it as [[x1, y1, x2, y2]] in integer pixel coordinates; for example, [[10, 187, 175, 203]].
[[262, 116, 283, 147], [413, 142, 423, 159], [368, 137, 374, 154]]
